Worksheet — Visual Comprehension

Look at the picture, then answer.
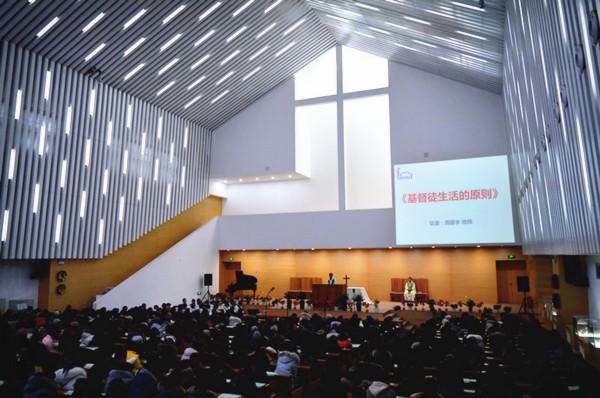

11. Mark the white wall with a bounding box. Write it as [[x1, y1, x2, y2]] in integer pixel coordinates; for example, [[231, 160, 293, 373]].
[[222, 101, 339, 215], [0, 262, 39, 308], [587, 255, 600, 319], [211, 80, 295, 179], [94, 219, 219, 309]]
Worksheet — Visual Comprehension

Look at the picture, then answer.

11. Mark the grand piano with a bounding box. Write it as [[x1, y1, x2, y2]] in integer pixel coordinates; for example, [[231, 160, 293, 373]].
[[225, 270, 258, 297]]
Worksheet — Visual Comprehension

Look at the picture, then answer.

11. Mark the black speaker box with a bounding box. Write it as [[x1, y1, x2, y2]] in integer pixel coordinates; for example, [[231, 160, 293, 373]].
[[551, 274, 559, 289], [564, 256, 588, 287], [203, 273, 213, 287], [516, 276, 530, 293]]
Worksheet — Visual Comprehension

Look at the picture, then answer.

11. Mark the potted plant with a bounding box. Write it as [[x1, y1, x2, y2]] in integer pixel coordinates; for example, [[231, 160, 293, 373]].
[[493, 304, 502, 313], [407, 302, 414, 310], [306, 299, 312, 311], [427, 298, 436, 312], [355, 294, 363, 312], [394, 304, 402, 311], [373, 299, 380, 312], [466, 299, 476, 312], [450, 303, 458, 311], [363, 301, 370, 312]]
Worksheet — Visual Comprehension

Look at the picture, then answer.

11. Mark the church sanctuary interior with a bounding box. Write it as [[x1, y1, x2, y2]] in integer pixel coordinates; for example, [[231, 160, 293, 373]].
[[3, 0, 600, 397]]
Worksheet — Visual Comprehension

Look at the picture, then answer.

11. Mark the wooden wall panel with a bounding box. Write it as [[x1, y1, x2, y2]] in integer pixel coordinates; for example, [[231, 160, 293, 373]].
[[41, 196, 221, 310], [219, 246, 530, 304]]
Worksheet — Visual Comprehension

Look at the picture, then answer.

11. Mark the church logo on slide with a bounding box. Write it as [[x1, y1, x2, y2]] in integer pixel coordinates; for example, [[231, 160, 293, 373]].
[[396, 170, 413, 180]]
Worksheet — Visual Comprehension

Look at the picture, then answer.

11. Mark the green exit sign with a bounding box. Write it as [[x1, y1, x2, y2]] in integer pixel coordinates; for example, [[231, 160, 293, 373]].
[[228, 257, 235, 261], [507, 255, 516, 260]]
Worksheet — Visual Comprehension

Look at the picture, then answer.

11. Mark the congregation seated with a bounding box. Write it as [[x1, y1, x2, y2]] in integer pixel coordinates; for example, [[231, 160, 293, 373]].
[[1, 298, 599, 398]]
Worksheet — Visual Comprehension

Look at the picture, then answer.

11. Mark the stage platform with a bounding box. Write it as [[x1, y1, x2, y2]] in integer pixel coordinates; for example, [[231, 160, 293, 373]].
[[243, 301, 522, 326]]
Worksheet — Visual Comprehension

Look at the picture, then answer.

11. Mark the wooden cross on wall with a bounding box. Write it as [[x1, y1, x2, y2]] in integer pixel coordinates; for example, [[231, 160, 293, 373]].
[[343, 275, 350, 287]]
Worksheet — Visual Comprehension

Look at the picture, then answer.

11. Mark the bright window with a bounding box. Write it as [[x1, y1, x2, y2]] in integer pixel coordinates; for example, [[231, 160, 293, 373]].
[[342, 46, 388, 93], [294, 47, 337, 100]]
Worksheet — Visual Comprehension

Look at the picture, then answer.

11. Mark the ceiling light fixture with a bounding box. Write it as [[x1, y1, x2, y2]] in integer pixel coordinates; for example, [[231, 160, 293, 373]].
[[226, 26, 247, 43], [158, 58, 180, 75], [123, 9, 146, 30], [190, 54, 210, 69], [211, 90, 229, 104], [233, 0, 255, 17], [160, 33, 182, 52], [187, 76, 206, 90], [163, 5, 186, 24], [456, 29, 487, 40], [194, 29, 215, 46], [221, 50, 240, 65], [216, 71, 235, 85], [274, 41, 295, 57], [37, 17, 60, 38], [184, 95, 203, 109], [264, 0, 283, 14], [124, 37, 146, 56], [84, 43, 106, 62], [283, 18, 305, 36], [242, 66, 261, 81], [156, 80, 176, 96], [451, 1, 485, 12], [256, 22, 276, 39], [199, 2, 221, 21], [124, 63, 145, 80], [82, 12, 105, 33], [249, 45, 269, 61], [404, 15, 431, 25], [355, 2, 380, 11]]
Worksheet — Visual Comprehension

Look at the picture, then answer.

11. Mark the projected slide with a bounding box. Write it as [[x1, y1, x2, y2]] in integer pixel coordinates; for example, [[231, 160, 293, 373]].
[[394, 155, 515, 246]]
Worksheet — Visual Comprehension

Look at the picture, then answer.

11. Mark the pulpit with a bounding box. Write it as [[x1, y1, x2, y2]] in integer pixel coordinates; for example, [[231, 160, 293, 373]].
[[312, 284, 346, 307]]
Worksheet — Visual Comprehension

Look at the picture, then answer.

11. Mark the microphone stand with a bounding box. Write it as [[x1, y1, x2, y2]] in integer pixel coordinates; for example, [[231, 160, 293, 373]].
[[265, 287, 275, 318]]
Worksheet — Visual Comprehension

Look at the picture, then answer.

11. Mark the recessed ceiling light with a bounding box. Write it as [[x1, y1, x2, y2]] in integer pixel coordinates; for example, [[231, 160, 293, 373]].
[[199, 2, 222, 21], [476, 245, 481, 247], [274, 41, 295, 57], [270, 176, 275, 180], [288, 174, 292, 178], [242, 66, 261, 81], [462, 53, 489, 63], [388, 246, 392, 249], [156, 80, 176, 96], [355, 31, 375, 39], [211, 90, 229, 104], [123, 9, 146, 30], [355, 2, 380, 11], [255, 177, 260, 181], [431, 245, 435, 248], [184, 95, 203, 109], [124, 37, 146, 56], [368, 26, 391, 35], [456, 30, 487, 40], [160, 33, 182, 52], [404, 15, 431, 25], [163, 5, 186, 24], [84, 43, 106, 62], [311, 248, 315, 250], [124, 63, 145, 80], [187, 76, 206, 90], [438, 56, 462, 65], [221, 50, 240, 65], [194, 30, 215, 47], [393, 42, 425, 53], [226, 26, 247, 43], [249, 45, 269, 61], [451, 1, 485, 12], [283, 18, 305, 36], [158, 58, 179, 75], [232, 0, 255, 17], [412, 39, 438, 48], [191, 54, 210, 70], [256, 22, 276, 39], [223, 179, 228, 183], [425, 9, 457, 19], [325, 14, 350, 23], [37, 17, 60, 38], [82, 12, 105, 33], [409, 246, 413, 249], [215, 71, 235, 85], [348, 247, 352, 250], [239, 178, 243, 182], [265, 0, 283, 14]]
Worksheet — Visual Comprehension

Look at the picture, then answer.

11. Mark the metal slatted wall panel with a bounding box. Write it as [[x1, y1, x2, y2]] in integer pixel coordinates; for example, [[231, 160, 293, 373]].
[[0, 41, 212, 260], [503, 0, 600, 255]]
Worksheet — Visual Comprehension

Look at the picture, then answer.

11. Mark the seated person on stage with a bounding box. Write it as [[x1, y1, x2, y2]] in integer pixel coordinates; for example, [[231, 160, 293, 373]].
[[327, 272, 336, 285], [404, 276, 417, 302]]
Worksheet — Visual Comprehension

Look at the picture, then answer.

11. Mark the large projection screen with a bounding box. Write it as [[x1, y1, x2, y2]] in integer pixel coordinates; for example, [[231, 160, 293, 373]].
[[394, 155, 515, 246]]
